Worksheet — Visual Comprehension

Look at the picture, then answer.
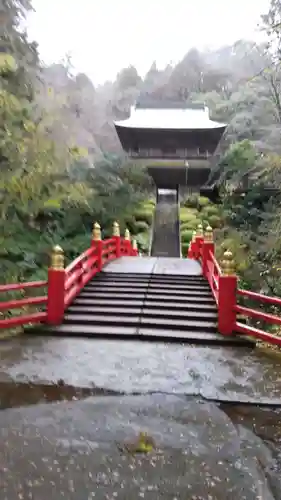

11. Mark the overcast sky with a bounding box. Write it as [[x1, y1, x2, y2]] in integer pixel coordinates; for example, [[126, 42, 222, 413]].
[[27, 0, 270, 84]]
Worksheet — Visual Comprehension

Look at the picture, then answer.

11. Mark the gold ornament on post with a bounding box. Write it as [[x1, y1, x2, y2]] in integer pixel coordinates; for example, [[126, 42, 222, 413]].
[[132, 239, 138, 250], [124, 228, 131, 241], [196, 223, 203, 237], [92, 222, 101, 241], [51, 245, 64, 270], [113, 221, 120, 237], [221, 250, 235, 276], [204, 225, 213, 243]]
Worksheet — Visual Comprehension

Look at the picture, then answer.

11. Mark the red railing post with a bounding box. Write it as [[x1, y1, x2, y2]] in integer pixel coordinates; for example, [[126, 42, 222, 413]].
[[187, 231, 197, 258], [92, 222, 103, 271], [195, 224, 204, 260], [113, 221, 121, 258], [124, 228, 131, 256], [131, 239, 138, 256], [218, 250, 237, 335], [47, 245, 66, 325], [201, 225, 214, 278]]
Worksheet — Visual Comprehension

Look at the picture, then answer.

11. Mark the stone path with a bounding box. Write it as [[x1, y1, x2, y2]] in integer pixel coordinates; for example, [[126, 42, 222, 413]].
[[1, 394, 281, 499]]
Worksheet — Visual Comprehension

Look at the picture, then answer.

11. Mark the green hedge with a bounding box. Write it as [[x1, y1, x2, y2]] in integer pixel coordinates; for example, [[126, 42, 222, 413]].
[[181, 229, 194, 243], [181, 242, 190, 256], [201, 205, 220, 217], [134, 220, 150, 233], [135, 232, 150, 253], [208, 214, 222, 229], [134, 209, 153, 225], [183, 195, 199, 209], [180, 218, 201, 231], [180, 208, 198, 222], [197, 196, 210, 209]]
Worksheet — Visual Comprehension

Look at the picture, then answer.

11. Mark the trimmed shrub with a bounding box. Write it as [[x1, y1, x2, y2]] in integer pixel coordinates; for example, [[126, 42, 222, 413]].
[[142, 203, 155, 212], [134, 209, 153, 225], [201, 205, 220, 218], [180, 208, 198, 223], [181, 229, 194, 244], [134, 220, 150, 233], [208, 214, 222, 229], [135, 232, 150, 254], [198, 196, 211, 209], [181, 220, 200, 231], [124, 216, 144, 235], [144, 199, 155, 206], [181, 242, 190, 256], [183, 195, 199, 209], [216, 234, 249, 274]]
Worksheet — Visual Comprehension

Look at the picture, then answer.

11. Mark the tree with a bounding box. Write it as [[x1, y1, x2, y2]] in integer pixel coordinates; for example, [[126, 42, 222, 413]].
[[0, 0, 39, 98], [261, 0, 281, 55]]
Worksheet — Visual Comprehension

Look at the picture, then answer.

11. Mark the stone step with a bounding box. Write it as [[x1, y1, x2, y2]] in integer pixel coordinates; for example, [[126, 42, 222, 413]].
[[63, 313, 217, 332]]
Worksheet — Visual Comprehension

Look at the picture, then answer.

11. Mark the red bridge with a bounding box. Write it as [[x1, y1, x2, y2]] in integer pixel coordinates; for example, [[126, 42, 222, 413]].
[[1, 220, 281, 348], [2, 101, 281, 347]]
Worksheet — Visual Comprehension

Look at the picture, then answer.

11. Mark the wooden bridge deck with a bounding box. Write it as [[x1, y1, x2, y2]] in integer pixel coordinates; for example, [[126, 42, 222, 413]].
[[102, 256, 202, 275]]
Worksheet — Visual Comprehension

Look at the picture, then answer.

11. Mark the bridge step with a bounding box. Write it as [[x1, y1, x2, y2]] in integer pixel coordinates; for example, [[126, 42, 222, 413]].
[[85, 282, 210, 291], [80, 287, 213, 297], [36, 272, 253, 346], [73, 298, 217, 312], [78, 291, 216, 304], [98, 273, 207, 282], [67, 306, 218, 321], [75, 298, 145, 307], [64, 313, 217, 332], [45, 323, 253, 346]]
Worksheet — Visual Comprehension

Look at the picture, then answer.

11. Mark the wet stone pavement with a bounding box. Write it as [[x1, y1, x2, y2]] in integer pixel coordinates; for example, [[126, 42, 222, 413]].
[[1, 337, 281, 499]]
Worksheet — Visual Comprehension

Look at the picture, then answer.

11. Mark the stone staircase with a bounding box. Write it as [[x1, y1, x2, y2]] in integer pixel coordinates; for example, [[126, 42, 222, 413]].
[[150, 191, 180, 258], [45, 272, 252, 346]]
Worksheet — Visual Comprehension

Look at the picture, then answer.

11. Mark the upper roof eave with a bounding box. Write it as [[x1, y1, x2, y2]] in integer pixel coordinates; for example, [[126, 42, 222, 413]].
[[114, 107, 227, 131], [114, 121, 227, 131]]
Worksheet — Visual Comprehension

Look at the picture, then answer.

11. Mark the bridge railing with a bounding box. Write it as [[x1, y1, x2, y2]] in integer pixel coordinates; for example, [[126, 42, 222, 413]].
[[188, 224, 281, 346], [0, 222, 138, 331]]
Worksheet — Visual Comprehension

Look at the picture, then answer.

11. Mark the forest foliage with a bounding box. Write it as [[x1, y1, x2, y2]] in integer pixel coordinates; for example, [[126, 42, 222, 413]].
[[1, 0, 281, 297]]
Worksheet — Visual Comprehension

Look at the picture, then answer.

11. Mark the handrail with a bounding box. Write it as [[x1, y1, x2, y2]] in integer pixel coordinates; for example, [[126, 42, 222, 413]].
[[0, 281, 47, 292], [235, 304, 281, 326], [0, 296, 47, 311], [206, 256, 219, 305], [234, 288, 281, 342], [149, 202, 156, 256], [0, 280, 48, 331], [65, 247, 93, 274], [0, 227, 138, 331], [177, 192, 182, 258], [187, 226, 281, 346], [237, 288, 281, 307], [209, 252, 221, 275], [236, 322, 281, 346]]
